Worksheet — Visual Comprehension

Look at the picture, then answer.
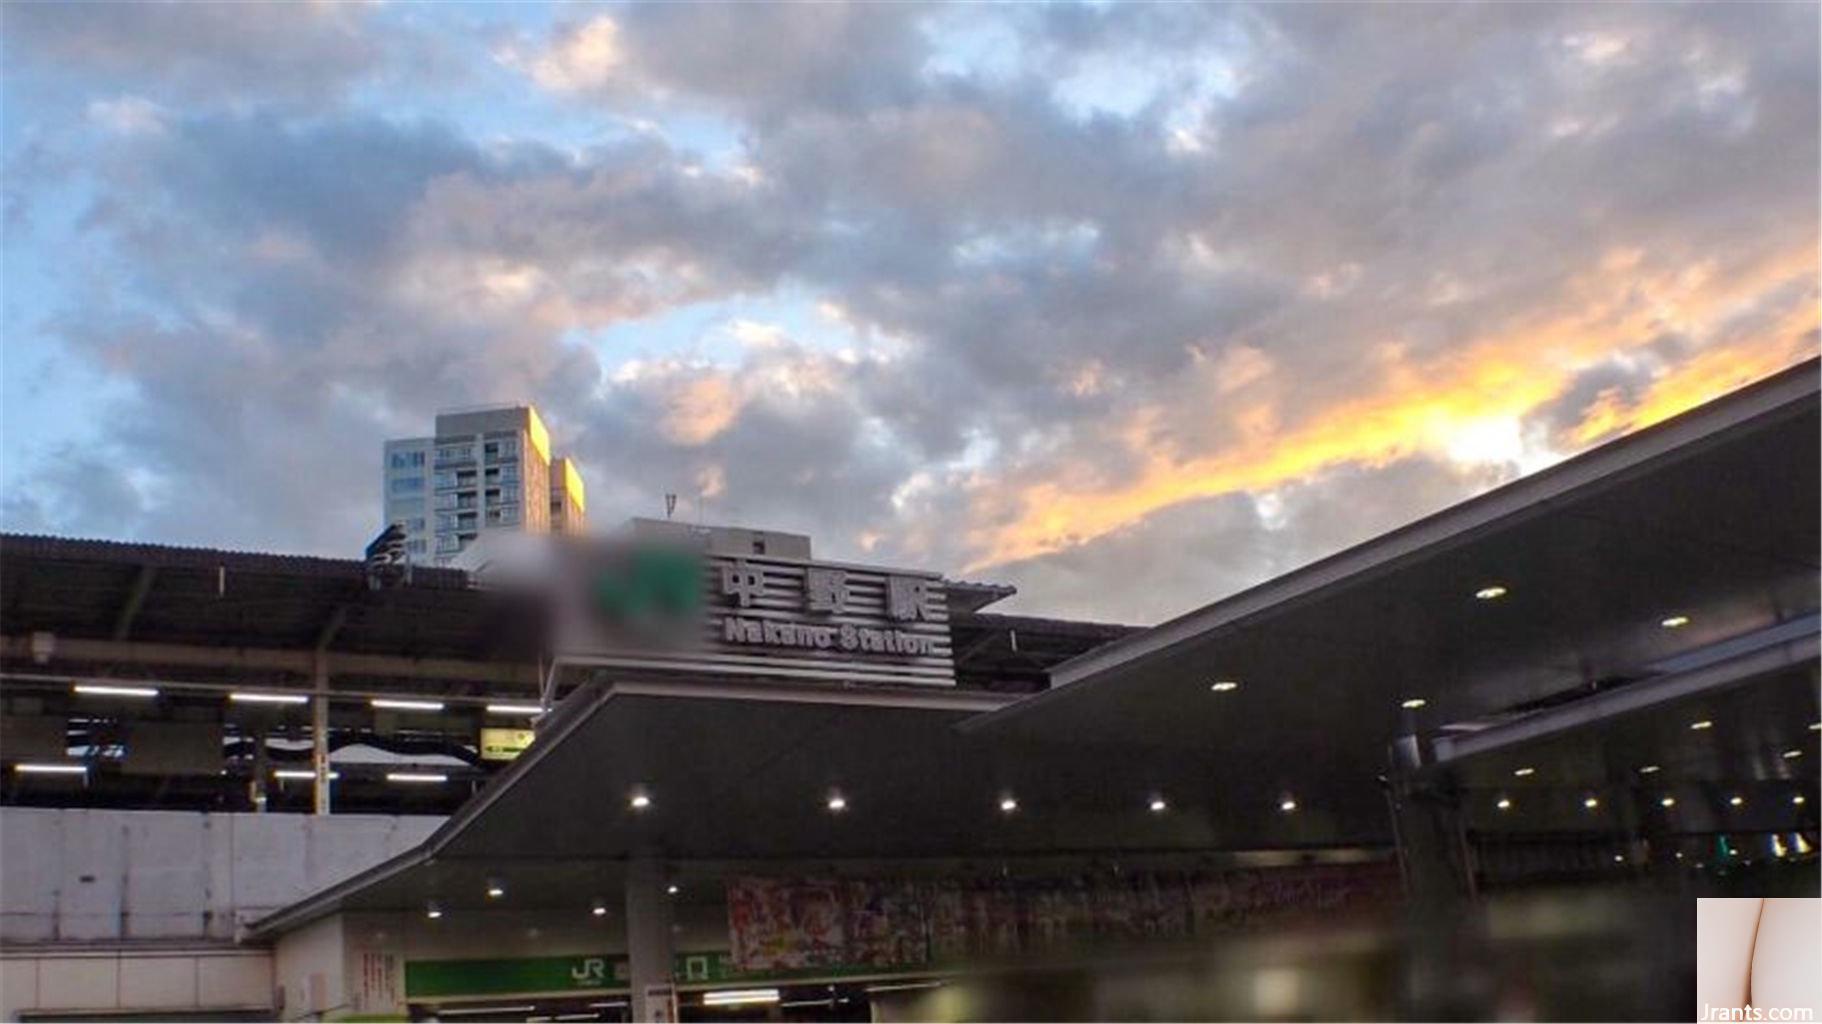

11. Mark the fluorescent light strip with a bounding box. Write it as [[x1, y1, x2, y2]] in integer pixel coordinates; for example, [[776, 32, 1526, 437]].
[[13, 763, 87, 775], [274, 769, 340, 780], [436, 1006, 535, 1017], [702, 989, 781, 1007], [73, 684, 159, 698], [386, 772, 448, 784], [371, 698, 445, 712], [486, 703, 542, 716], [586, 1002, 628, 1010], [230, 692, 309, 705]]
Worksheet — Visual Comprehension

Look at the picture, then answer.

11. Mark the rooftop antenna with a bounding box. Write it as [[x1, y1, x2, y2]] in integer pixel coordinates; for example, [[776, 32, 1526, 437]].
[[664, 493, 678, 520]]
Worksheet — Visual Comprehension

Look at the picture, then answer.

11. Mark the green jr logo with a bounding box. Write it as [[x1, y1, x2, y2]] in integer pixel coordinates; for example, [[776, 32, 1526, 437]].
[[592, 546, 704, 624]]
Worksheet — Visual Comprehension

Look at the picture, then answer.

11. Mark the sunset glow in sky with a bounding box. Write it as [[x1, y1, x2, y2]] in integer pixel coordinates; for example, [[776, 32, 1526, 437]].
[[3, 3, 1816, 622]]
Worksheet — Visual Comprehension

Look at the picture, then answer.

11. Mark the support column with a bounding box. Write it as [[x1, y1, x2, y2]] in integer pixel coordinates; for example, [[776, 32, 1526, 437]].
[[1386, 734, 1474, 906], [312, 651, 332, 815], [627, 854, 675, 1023]]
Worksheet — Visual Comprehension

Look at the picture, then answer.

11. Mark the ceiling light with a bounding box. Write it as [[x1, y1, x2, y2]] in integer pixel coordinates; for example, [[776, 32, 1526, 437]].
[[1690, 720, 1713, 731], [1660, 615, 1690, 629], [1811, 722, 1820, 731], [1513, 767, 1536, 777], [1496, 797, 1512, 810], [591, 899, 608, 917], [438, 1008, 535, 1018], [230, 691, 308, 705], [371, 698, 444, 712], [13, 763, 87, 775], [702, 989, 781, 1007], [1278, 797, 1298, 813], [426, 901, 443, 920], [1474, 585, 1508, 600], [1794, 795, 1807, 806], [1209, 680, 1239, 693], [1583, 796, 1600, 809], [486, 703, 542, 716], [274, 769, 339, 780], [1729, 795, 1744, 807], [629, 793, 652, 810], [386, 772, 447, 784], [1660, 796, 1676, 808], [826, 793, 847, 813], [998, 796, 1018, 813], [666, 884, 680, 896], [486, 880, 505, 899], [1148, 796, 1168, 813], [1400, 698, 1427, 710], [1782, 749, 1803, 759], [1638, 765, 1661, 774], [73, 684, 159, 698]]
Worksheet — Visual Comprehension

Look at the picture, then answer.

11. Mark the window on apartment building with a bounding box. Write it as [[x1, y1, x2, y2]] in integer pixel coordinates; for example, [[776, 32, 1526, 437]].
[[389, 476, 424, 494], [390, 450, 425, 469], [390, 498, 425, 517], [484, 488, 502, 505], [406, 539, 427, 555]]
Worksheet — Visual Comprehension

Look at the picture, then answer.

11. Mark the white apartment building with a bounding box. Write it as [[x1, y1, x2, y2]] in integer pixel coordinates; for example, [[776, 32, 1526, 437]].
[[382, 405, 587, 563]]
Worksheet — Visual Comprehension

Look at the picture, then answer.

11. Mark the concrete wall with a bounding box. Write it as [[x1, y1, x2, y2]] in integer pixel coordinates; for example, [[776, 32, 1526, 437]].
[[0, 808, 443, 944], [1, 947, 273, 1021]]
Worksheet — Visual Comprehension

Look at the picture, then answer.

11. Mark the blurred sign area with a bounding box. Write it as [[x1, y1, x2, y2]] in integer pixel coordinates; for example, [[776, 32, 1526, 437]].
[[556, 539, 956, 687]]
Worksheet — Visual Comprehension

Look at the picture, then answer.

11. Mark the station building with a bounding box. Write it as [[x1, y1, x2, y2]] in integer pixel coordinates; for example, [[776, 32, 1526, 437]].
[[2, 359, 1817, 1022]]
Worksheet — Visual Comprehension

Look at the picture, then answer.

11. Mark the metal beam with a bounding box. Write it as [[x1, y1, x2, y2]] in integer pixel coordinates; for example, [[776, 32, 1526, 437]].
[[1430, 628, 1819, 764], [111, 566, 157, 641], [0, 634, 539, 686]]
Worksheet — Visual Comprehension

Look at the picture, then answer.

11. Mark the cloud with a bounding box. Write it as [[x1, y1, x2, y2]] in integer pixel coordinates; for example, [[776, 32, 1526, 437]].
[[4, 1, 1815, 623]]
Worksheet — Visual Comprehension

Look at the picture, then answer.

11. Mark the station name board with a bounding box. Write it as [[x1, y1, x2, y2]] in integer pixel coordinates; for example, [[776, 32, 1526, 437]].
[[558, 541, 955, 687]]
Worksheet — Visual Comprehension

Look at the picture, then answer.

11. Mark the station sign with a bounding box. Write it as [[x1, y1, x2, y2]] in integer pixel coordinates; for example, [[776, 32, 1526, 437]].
[[555, 540, 955, 688]]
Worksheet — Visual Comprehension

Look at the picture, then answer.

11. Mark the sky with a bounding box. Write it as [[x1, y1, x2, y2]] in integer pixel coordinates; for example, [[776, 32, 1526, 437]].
[[2, 2, 1816, 625]]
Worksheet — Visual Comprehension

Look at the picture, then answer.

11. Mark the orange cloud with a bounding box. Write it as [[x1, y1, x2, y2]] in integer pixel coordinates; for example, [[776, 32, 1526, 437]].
[[964, 245, 1818, 571]]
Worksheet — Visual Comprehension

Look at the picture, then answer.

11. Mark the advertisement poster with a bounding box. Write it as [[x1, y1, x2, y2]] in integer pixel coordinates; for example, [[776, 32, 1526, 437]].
[[727, 877, 848, 971]]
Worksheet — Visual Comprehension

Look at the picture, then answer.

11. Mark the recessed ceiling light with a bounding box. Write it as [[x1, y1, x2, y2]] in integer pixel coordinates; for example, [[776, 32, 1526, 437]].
[[1210, 680, 1240, 693], [1474, 585, 1508, 600], [629, 793, 652, 811], [826, 793, 848, 813], [1782, 749, 1803, 759], [1728, 795, 1744, 807], [1810, 722, 1821, 732], [1495, 797, 1512, 810], [273, 769, 339, 780], [1612, 854, 1624, 863], [1278, 798, 1298, 813], [1660, 796, 1676, 808], [591, 900, 608, 917], [1690, 720, 1713, 731], [73, 684, 159, 699], [426, 902, 443, 920], [1638, 764, 1661, 774], [1794, 795, 1807, 806], [486, 881, 505, 899], [666, 884, 680, 896], [1148, 796, 1168, 813], [1660, 615, 1690, 629], [1513, 767, 1536, 777], [1583, 796, 1600, 809], [385, 772, 447, 784], [1400, 698, 1427, 710], [999, 796, 1018, 813]]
